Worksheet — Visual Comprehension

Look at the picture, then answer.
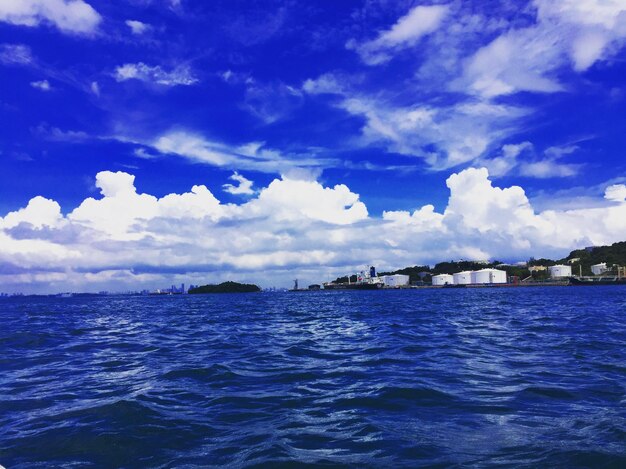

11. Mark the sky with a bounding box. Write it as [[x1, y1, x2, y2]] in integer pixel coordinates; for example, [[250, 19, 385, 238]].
[[1, 0, 626, 293]]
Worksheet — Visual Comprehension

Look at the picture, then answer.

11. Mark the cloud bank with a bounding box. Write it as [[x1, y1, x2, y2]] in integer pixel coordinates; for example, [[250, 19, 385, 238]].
[[2, 168, 625, 293], [0, 0, 101, 35]]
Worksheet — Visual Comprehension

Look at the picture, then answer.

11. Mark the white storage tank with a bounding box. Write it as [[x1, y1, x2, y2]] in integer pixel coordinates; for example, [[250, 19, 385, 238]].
[[591, 263, 608, 275], [471, 268, 507, 284], [432, 274, 453, 286], [549, 265, 572, 278], [453, 271, 472, 285], [381, 274, 410, 287]]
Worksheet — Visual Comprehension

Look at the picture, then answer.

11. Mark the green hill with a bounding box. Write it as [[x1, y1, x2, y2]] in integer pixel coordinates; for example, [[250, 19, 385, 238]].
[[188, 281, 261, 294], [562, 241, 626, 275]]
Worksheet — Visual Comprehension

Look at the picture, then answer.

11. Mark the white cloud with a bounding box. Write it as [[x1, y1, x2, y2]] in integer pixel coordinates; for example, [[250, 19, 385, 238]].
[[458, 0, 626, 98], [536, 0, 626, 71], [223, 172, 254, 195], [243, 81, 303, 124], [68, 170, 223, 239], [305, 73, 581, 176], [244, 177, 368, 225], [605, 184, 626, 202], [456, 27, 565, 98], [0, 196, 64, 230], [125, 19, 150, 35], [478, 142, 582, 179], [302, 73, 344, 95], [518, 160, 580, 179], [348, 4, 449, 65], [2, 168, 626, 292], [30, 79, 51, 91], [300, 2, 626, 175], [337, 95, 527, 169], [150, 130, 334, 173], [0, 0, 101, 35], [90, 80, 99, 96], [477, 142, 534, 178], [0, 44, 33, 65], [114, 63, 198, 87]]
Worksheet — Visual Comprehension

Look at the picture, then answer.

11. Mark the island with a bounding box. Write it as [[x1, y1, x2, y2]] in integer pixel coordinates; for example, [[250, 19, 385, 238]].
[[188, 281, 261, 294]]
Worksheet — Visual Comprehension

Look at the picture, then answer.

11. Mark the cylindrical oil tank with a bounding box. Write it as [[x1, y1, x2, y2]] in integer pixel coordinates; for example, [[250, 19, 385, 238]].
[[432, 274, 453, 286], [453, 271, 472, 285], [382, 274, 410, 287], [549, 265, 572, 278], [471, 268, 507, 284]]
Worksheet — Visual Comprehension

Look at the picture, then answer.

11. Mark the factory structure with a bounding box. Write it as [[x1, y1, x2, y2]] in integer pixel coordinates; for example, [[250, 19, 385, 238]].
[[379, 274, 410, 287], [360, 267, 411, 288], [591, 263, 609, 275], [548, 265, 572, 278]]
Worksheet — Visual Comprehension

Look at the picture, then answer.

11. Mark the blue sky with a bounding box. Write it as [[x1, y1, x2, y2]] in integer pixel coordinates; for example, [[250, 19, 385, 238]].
[[1, 0, 626, 292]]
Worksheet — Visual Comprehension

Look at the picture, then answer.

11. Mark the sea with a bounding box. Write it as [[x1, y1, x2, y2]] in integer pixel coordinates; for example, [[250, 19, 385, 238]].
[[1, 287, 625, 468]]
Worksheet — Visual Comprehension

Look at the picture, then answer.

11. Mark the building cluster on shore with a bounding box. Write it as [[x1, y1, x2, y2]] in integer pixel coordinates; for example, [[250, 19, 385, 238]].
[[319, 254, 626, 290], [431, 264, 586, 286]]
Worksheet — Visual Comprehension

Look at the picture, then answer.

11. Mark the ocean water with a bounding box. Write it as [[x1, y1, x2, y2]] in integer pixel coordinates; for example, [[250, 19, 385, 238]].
[[1, 287, 625, 468]]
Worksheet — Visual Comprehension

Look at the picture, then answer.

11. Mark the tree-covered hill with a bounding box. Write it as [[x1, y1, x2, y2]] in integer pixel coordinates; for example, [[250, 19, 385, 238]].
[[562, 241, 626, 275]]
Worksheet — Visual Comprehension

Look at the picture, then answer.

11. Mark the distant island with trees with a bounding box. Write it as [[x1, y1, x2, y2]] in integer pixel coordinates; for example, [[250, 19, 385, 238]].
[[188, 281, 261, 294]]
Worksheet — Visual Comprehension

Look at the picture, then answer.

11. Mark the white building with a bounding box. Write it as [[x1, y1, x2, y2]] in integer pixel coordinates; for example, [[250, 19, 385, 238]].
[[432, 274, 453, 286], [453, 271, 472, 285], [381, 274, 410, 287], [549, 265, 572, 278], [471, 268, 507, 284], [591, 263, 609, 275]]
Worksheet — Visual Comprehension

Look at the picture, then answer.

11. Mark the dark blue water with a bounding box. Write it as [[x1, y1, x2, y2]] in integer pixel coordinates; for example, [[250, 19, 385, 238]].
[[1, 288, 625, 468]]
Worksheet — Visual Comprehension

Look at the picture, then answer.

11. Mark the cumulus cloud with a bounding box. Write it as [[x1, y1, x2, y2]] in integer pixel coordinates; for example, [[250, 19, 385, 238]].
[[2, 168, 626, 293], [223, 172, 254, 195], [244, 178, 368, 225], [348, 4, 449, 65], [0, 0, 101, 35], [30, 79, 51, 91], [0, 196, 64, 230], [114, 63, 198, 86], [605, 184, 626, 202]]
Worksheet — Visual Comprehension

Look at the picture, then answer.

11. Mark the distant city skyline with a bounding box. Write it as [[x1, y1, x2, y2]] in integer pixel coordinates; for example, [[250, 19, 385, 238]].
[[1, 0, 626, 293]]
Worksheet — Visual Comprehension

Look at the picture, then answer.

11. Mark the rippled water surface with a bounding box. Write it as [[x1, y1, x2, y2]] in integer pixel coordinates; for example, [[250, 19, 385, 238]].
[[1, 288, 625, 468]]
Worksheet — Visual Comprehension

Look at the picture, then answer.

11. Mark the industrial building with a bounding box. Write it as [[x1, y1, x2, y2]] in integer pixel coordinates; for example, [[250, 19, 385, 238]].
[[549, 265, 572, 278], [380, 274, 410, 287], [470, 268, 507, 284], [432, 274, 453, 286], [591, 263, 609, 275]]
